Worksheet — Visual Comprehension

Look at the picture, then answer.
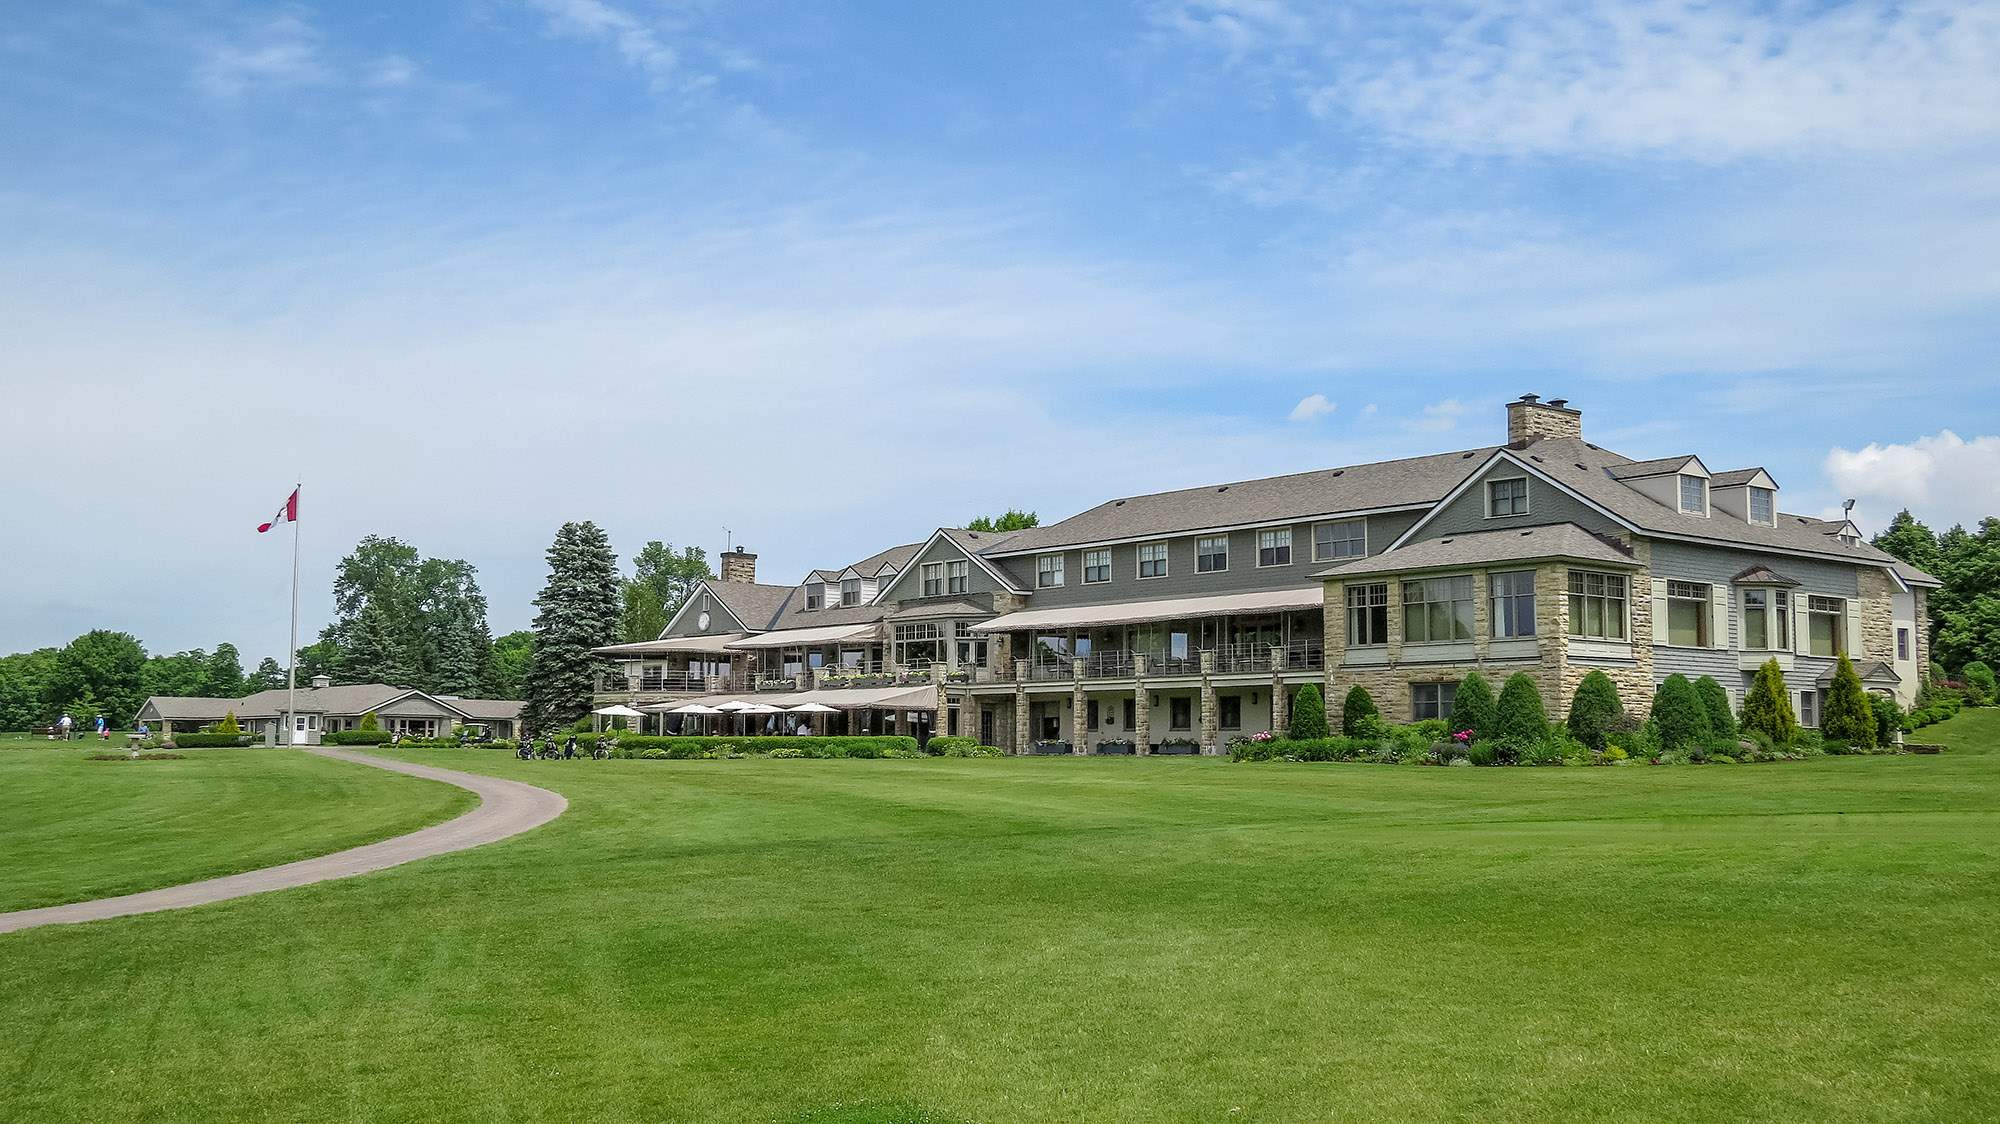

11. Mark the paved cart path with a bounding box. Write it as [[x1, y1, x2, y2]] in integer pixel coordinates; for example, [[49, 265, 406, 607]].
[[0, 748, 566, 935]]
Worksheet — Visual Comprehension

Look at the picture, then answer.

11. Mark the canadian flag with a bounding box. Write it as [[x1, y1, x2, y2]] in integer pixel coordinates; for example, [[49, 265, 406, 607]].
[[257, 487, 300, 533]]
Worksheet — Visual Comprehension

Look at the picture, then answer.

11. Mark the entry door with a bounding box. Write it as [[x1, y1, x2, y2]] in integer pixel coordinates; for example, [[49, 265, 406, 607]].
[[292, 715, 311, 745]]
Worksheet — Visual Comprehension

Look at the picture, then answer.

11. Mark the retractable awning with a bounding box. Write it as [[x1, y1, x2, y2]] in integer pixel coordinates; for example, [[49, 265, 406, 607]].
[[725, 623, 878, 649], [639, 685, 937, 712], [593, 633, 748, 656], [968, 587, 1323, 633]]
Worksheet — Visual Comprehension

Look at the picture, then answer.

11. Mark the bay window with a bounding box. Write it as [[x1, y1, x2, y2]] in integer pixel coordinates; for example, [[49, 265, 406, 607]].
[[1567, 570, 1628, 640], [1742, 588, 1789, 650], [1346, 582, 1389, 646], [1403, 575, 1474, 643], [1489, 570, 1537, 639]]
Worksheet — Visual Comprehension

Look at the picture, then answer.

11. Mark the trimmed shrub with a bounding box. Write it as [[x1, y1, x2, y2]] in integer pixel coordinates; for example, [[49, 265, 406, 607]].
[[924, 736, 980, 757], [1649, 674, 1712, 752], [358, 711, 381, 732], [213, 711, 241, 735], [1820, 654, 1877, 749], [1739, 659, 1798, 746], [1450, 672, 1496, 740], [1870, 695, 1905, 746], [1566, 670, 1624, 751], [324, 729, 391, 746], [1340, 685, 1380, 737], [1962, 661, 1996, 704], [1693, 676, 1737, 740], [169, 732, 254, 748], [1493, 672, 1548, 744], [1289, 683, 1329, 740]]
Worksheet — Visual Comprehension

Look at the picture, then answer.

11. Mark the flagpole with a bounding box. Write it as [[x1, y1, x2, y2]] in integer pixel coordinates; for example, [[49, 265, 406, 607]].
[[285, 483, 300, 747]]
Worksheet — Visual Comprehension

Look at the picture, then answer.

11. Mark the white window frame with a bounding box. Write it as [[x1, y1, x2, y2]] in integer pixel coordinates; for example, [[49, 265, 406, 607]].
[[1256, 527, 1292, 568], [840, 578, 861, 607], [1082, 549, 1111, 585], [1748, 486, 1775, 527], [1137, 541, 1169, 580], [1036, 554, 1065, 589], [1665, 580, 1712, 647], [1741, 587, 1790, 651], [1195, 536, 1229, 574], [805, 582, 824, 611], [921, 562, 945, 597], [946, 560, 969, 595], [1679, 474, 1709, 516], [1566, 569, 1628, 640], [1806, 595, 1845, 657], [1486, 477, 1529, 518], [1312, 518, 1367, 562], [1489, 570, 1537, 639]]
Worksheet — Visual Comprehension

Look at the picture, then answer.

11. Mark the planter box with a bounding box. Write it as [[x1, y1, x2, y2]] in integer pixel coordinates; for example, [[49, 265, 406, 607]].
[[1029, 741, 1073, 755], [1153, 742, 1200, 756], [1092, 741, 1135, 755]]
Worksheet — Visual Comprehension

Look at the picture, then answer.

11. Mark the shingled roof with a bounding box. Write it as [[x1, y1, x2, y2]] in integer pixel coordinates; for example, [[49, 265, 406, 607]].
[[1316, 523, 1638, 580]]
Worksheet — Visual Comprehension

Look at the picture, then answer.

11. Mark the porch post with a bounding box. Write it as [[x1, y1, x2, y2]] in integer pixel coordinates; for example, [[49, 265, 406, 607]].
[[1013, 659, 1031, 755], [1199, 649, 1219, 755], [1071, 659, 1088, 755], [1132, 653, 1150, 755]]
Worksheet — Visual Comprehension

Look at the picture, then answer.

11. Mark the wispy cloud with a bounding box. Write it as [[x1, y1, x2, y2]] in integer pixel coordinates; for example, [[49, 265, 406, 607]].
[[526, 0, 704, 91], [1287, 392, 1335, 421], [194, 11, 326, 98], [1406, 398, 1466, 432]]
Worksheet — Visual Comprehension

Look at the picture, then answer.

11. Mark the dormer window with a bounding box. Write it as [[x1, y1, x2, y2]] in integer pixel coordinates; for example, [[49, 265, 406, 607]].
[[840, 578, 861, 607], [805, 583, 824, 610], [1678, 475, 1708, 515], [1748, 486, 1774, 526]]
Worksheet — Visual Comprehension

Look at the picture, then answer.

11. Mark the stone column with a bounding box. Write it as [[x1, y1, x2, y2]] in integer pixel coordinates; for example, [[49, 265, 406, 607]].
[[1199, 649, 1219, 755], [1071, 659, 1088, 754], [932, 665, 950, 739], [1013, 659, 1031, 754], [1269, 645, 1288, 735], [1133, 653, 1150, 755]]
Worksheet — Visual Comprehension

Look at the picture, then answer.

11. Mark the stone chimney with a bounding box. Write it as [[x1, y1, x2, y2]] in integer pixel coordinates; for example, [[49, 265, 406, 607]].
[[1505, 394, 1582, 446], [719, 548, 758, 585], [310, 674, 332, 690]]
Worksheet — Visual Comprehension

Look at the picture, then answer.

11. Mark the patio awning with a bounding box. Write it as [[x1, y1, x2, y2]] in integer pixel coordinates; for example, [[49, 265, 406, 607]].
[[968, 587, 1324, 633], [725, 623, 878, 649], [593, 633, 748, 656], [639, 686, 936, 712]]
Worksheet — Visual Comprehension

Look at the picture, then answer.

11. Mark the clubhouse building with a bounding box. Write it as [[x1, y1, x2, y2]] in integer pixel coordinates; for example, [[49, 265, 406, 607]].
[[596, 395, 1938, 754], [139, 676, 524, 745]]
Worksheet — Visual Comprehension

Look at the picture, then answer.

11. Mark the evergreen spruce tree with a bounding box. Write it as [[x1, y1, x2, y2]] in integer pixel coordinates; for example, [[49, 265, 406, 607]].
[[1566, 670, 1624, 751], [248, 656, 288, 692], [1649, 673, 1712, 752], [1340, 684, 1379, 736], [1693, 675, 1737, 740], [1821, 654, 1877, 749], [215, 711, 241, 735], [343, 600, 419, 687], [522, 521, 622, 735], [1448, 671, 1496, 739], [1493, 672, 1549, 743], [1740, 658, 1798, 746], [1288, 683, 1328, 739]]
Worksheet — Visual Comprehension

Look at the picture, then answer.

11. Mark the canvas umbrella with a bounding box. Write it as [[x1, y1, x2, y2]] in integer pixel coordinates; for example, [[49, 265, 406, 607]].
[[787, 702, 839, 714], [664, 703, 724, 714], [592, 704, 646, 718], [711, 700, 754, 711]]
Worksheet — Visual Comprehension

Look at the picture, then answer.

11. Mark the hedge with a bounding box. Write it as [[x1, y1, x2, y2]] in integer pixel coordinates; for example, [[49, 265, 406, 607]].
[[1340, 685, 1379, 737], [324, 730, 391, 746], [169, 733, 256, 748], [1566, 670, 1623, 751], [1493, 672, 1548, 743], [1450, 672, 1496, 739]]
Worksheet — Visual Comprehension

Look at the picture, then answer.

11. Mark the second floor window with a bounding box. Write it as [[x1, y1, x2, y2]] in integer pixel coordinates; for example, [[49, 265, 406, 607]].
[[1346, 582, 1388, 646], [805, 583, 824, 610], [1489, 570, 1536, 639], [1898, 627, 1910, 661], [1196, 536, 1228, 573], [1082, 550, 1110, 584], [840, 578, 861, 606], [1743, 588, 1789, 650], [1314, 519, 1366, 561], [1567, 570, 1628, 640], [1749, 486, 1774, 526], [1666, 580, 1712, 646], [1037, 554, 1064, 588], [1679, 475, 1708, 514], [1138, 541, 1169, 578], [1403, 575, 1474, 643], [1807, 595, 1846, 657], [1257, 528, 1292, 567], [947, 560, 968, 594], [1488, 478, 1528, 517], [922, 563, 945, 597]]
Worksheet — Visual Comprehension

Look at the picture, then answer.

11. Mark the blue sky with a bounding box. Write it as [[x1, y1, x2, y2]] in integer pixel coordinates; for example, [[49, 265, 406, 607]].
[[4, 1, 1998, 665]]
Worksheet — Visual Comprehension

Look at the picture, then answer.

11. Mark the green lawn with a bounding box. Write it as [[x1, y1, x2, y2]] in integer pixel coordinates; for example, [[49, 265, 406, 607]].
[[0, 737, 474, 912], [3, 719, 1999, 1122]]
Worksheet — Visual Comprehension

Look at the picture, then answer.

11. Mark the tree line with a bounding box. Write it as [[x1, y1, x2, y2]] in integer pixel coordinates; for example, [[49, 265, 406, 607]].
[[1871, 510, 2000, 674]]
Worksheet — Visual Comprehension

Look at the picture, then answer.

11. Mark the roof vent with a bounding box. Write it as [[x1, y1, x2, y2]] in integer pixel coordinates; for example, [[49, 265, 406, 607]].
[[1585, 442, 1600, 450], [1330, 470, 1344, 477], [1518, 393, 1540, 404], [1519, 529, 1534, 536], [1440, 537, 1455, 544], [1114, 500, 1126, 507], [1461, 451, 1476, 459], [1575, 463, 1587, 470], [1548, 399, 1568, 409], [1530, 455, 1544, 463], [1217, 485, 1229, 493]]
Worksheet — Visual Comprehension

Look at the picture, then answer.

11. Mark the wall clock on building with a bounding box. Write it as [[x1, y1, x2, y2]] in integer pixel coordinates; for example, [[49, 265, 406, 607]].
[[698, 611, 711, 631]]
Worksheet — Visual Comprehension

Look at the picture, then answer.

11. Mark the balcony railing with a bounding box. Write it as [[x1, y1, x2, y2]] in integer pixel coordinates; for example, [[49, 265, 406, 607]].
[[1028, 658, 1074, 682], [1284, 637, 1323, 671], [1142, 650, 1202, 677], [1082, 649, 1134, 679], [1212, 643, 1269, 675]]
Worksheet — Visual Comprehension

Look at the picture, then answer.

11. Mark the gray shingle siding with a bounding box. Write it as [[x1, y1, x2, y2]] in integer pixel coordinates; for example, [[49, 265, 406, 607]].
[[1647, 538, 1866, 701], [1416, 460, 1624, 541], [881, 535, 1003, 605]]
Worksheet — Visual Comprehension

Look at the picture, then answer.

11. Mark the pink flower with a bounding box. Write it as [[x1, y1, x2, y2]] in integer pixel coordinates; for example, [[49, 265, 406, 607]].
[[1452, 729, 1473, 743]]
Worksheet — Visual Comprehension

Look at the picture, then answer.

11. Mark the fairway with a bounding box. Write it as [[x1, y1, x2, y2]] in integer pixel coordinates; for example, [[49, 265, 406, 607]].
[[0, 739, 474, 913], [3, 721, 1999, 1122]]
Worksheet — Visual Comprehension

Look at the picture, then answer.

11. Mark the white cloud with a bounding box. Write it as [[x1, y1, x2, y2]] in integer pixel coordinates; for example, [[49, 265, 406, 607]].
[[527, 0, 685, 88], [1360, 403, 1378, 418], [1287, 392, 1335, 421], [194, 13, 326, 98], [1824, 429, 2000, 531], [367, 54, 418, 88], [1406, 397, 1466, 432]]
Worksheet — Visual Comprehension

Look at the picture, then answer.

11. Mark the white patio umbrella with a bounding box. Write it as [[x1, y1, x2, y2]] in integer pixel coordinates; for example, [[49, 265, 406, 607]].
[[593, 704, 646, 718], [667, 703, 724, 715], [787, 702, 839, 714], [738, 704, 784, 714], [711, 700, 754, 712]]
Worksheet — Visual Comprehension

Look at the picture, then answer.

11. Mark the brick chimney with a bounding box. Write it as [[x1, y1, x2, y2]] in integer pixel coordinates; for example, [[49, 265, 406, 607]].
[[1505, 394, 1582, 446], [719, 548, 758, 584]]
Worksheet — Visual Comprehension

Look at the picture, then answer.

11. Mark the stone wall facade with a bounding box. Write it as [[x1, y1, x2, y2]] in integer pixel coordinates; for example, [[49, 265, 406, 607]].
[[1856, 567, 1896, 664]]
